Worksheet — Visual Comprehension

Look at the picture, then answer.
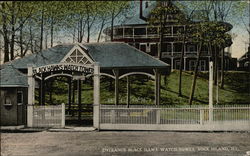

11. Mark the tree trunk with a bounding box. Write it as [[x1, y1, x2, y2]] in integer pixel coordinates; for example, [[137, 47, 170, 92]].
[[29, 24, 34, 53], [40, 5, 44, 52], [50, 19, 54, 47], [20, 23, 24, 57], [87, 17, 90, 43], [188, 42, 202, 105], [111, 12, 114, 41], [97, 19, 105, 42], [45, 30, 48, 49], [220, 48, 225, 89], [10, 1, 16, 60], [178, 36, 186, 97]]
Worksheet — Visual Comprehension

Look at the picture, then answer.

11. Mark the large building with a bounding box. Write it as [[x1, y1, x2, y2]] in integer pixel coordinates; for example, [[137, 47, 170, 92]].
[[104, 1, 237, 71], [238, 45, 250, 71]]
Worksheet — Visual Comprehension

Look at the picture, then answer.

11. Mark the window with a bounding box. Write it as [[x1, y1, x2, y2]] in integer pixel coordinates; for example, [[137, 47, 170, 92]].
[[173, 26, 184, 35], [114, 28, 123, 36], [162, 43, 172, 52], [163, 27, 172, 35], [124, 28, 133, 36], [150, 43, 158, 55], [140, 43, 146, 52], [173, 43, 183, 52], [175, 60, 181, 69], [189, 60, 196, 71], [147, 27, 158, 35], [17, 91, 23, 105], [187, 44, 197, 53], [199, 60, 206, 71], [134, 28, 146, 36], [4, 96, 11, 105]]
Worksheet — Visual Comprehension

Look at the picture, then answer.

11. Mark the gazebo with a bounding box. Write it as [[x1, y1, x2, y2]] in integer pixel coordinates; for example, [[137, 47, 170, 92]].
[[1, 42, 169, 127]]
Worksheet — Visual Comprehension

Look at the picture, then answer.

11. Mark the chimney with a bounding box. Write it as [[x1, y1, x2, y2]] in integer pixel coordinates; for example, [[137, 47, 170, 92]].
[[140, 0, 147, 21]]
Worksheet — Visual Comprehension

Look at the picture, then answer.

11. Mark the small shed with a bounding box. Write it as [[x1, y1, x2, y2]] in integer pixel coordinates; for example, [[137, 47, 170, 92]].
[[0, 64, 28, 126]]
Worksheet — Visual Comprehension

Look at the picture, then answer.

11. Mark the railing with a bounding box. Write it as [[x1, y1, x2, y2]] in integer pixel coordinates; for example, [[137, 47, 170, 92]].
[[100, 105, 250, 131], [33, 103, 65, 128]]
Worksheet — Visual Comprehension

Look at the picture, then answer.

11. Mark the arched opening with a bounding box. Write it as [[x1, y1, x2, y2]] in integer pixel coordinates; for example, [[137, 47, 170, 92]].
[[27, 63, 100, 128]]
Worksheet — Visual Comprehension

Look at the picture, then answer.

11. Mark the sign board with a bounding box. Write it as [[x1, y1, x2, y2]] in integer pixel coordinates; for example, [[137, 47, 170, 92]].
[[73, 76, 86, 80], [33, 63, 94, 75]]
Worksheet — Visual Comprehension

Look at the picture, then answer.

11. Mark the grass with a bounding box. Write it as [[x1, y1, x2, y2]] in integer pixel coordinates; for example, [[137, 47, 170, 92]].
[[40, 70, 250, 106]]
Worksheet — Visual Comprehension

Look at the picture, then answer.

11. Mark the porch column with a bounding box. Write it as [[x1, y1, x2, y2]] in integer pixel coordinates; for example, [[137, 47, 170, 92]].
[[127, 76, 131, 108], [77, 79, 82, 121], [154, 69, 161, 105], [93, 63, 100, 129], [68, 77, 72, 115], [27, 65, 35, 127], [113, 69, 119, 105]]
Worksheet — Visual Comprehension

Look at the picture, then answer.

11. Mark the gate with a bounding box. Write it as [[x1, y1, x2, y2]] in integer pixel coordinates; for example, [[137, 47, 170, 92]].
[[32, 104, 65, 128]]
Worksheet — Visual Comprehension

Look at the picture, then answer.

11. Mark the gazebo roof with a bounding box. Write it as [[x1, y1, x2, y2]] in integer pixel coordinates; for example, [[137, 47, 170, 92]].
[[83, 42, 168, 69], [2, 42, 169, 70], [0, 64, 28, 87]]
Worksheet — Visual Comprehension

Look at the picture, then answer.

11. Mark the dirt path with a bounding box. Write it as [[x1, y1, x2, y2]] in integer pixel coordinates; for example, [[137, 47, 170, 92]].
[[1, 131, 250, 156]]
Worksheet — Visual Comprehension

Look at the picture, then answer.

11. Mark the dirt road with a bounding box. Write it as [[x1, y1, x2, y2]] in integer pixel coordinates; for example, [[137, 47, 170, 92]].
[[1, 131, 250, 156]]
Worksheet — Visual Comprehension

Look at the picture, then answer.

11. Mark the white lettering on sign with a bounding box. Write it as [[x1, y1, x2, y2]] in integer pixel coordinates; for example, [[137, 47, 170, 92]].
[[33, 63, 94, 75]]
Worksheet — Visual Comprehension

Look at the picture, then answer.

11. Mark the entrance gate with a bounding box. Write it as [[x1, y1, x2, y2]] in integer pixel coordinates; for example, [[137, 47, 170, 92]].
[[27, 63, 100, 128]]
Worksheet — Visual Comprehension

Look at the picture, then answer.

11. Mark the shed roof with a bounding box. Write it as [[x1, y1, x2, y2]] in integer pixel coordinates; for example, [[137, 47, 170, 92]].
[[0, 64, 28, 87]]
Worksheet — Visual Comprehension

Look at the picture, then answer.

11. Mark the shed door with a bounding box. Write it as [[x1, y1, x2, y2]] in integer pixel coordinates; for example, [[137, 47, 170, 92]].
[[17, 91, 23, 125]]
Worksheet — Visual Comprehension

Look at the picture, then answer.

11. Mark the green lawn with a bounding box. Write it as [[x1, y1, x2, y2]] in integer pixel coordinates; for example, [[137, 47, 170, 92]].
[[41, 70, 250, 106]]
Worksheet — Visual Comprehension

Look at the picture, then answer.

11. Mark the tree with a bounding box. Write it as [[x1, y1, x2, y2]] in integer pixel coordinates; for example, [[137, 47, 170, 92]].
[[106, 1, 130, 41], [0, 2, 35, 62], [188, 21, 231, 105]]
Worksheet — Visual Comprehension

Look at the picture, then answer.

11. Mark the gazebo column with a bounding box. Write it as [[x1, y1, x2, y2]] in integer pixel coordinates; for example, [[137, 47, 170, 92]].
[[67, 77, 72, 115], [127, 76, 131, 108], [154, 69, 161, 105], [77, 79, 82, 121], [27, 65, 35, 127], [113, 69, 119, 105]]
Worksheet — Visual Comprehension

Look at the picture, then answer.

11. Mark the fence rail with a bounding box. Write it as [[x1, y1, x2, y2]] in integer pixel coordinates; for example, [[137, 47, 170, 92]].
[[100, 105, 250, 131], [33, 104, 65, 128]]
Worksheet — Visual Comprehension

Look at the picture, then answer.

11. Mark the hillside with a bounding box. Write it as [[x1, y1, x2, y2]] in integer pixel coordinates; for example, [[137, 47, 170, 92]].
[[46, 71, 250, 106]]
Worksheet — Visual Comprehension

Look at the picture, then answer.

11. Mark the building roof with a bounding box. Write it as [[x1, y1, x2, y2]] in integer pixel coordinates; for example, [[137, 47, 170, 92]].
[[1, 42, 169, 70], [0, 64, 28, 87]]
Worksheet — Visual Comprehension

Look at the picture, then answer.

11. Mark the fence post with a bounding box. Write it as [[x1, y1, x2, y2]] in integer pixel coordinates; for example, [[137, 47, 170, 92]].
[[111, 110, 115, 124], [93, 63, 100, 129], [209, 61, 213, 123], [156, 109, 161, 124], [61, 103, 65, 128], [200, 109, 204, 125]]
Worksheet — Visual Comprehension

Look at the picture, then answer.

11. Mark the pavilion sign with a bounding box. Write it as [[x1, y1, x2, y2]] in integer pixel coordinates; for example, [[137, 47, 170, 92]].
[[32, 63, 94, 75]]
